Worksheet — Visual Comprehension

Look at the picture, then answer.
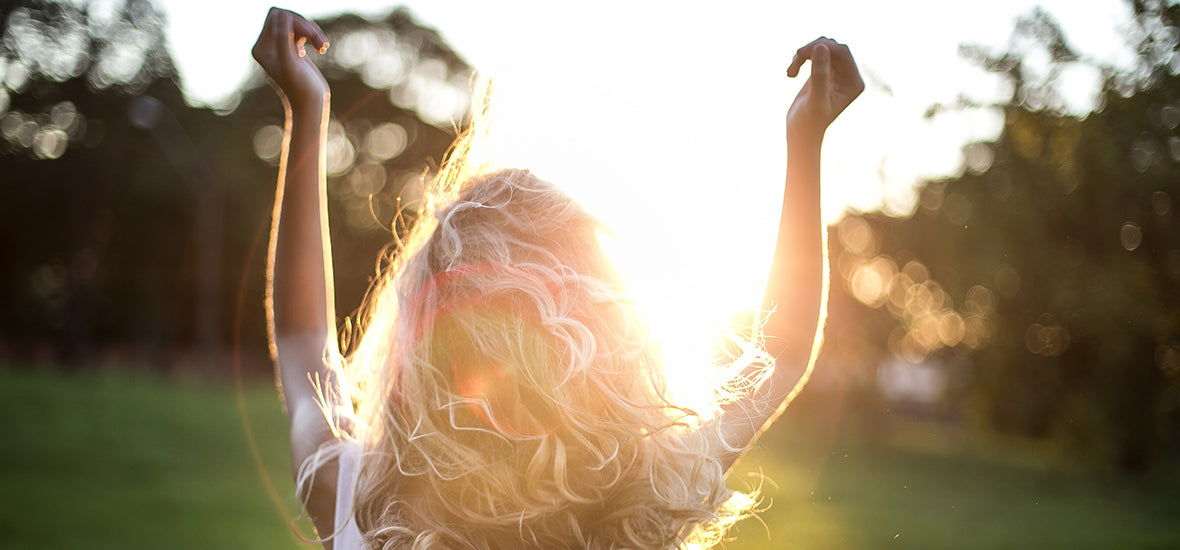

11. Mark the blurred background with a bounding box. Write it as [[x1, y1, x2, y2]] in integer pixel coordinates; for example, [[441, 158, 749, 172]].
[[0, 0, 1177, 548]]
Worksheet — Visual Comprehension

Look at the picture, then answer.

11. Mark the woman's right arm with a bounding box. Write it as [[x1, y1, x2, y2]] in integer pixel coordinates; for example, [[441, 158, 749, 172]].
[[252, 7, 342, 542]]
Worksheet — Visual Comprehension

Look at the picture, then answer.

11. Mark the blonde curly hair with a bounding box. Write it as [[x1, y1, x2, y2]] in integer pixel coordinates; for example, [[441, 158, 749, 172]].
[[301, 111, 768, 549]]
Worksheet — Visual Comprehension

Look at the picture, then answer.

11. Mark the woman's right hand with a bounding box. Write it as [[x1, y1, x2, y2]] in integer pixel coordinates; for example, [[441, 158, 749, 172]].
[[785, 37, 863, 143], [252, 7, 330, 112]]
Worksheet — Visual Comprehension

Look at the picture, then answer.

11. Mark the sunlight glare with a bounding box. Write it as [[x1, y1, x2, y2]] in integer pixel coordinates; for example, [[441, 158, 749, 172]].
[[471, 72, 784, 413]]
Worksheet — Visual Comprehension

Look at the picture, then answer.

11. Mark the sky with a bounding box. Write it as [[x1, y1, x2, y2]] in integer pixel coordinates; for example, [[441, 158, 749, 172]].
[[154, 0, 1136, 226], [147, 0, 1139, 393], [159, 1, 1137, 207]]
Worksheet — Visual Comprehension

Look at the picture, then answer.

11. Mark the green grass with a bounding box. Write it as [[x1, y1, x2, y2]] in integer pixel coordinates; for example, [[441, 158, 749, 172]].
[[1, 368, 1177, 549], [0, 368, 316, 550], [730, 423, 1180, 550]]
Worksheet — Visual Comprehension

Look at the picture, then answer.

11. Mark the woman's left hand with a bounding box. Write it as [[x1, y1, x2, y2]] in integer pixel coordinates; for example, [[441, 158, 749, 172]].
[[252, 7, 331, 112]]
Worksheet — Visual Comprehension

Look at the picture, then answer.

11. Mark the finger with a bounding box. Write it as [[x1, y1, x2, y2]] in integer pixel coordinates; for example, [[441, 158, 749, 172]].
[[826, 40, 854, 65], [824, 41, 860, 84], [290, 12, 330, 54], [252, 7, 284, 62], [786, 52, 803, 78], [816, 40, 865, 100], [257, 8, 278, 41], [271, 7, 294, 59], [787, 37, 827, 77], [810, 42, 831, 97]]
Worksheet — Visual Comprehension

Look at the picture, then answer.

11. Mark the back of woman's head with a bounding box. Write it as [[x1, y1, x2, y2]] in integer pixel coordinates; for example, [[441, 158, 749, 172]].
[[423, 169, 614, 278], [336, 167, 751, 549]]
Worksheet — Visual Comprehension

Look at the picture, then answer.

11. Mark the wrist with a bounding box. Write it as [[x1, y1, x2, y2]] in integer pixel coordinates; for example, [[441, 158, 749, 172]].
[[285, 91, 330, 124], [786, 130, 823, 157]]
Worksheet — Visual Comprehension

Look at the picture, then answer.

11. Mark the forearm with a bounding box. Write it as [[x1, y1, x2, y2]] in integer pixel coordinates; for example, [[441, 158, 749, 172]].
[[760, 135, 825, 397], [266, 99, 340, 416], [717, 136, 827, 468]]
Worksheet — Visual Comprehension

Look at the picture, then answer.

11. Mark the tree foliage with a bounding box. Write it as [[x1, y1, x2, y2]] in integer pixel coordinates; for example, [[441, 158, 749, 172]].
[[827, 1, 1180, 471], [0, 0, 472, 371]]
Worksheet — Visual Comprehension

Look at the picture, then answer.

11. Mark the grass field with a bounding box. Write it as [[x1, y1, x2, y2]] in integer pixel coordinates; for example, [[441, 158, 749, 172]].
[[1, 368, 1177, 549]]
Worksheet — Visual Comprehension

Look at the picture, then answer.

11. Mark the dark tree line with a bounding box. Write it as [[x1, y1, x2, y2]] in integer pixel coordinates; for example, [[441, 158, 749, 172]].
[[822, 1, 1180, 471], [0, 0, 472, 373]]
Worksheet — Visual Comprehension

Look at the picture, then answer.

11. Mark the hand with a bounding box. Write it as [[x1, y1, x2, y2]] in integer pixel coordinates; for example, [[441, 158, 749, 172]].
[[252, 8, 331, 112], [786, 37, 864, 142]]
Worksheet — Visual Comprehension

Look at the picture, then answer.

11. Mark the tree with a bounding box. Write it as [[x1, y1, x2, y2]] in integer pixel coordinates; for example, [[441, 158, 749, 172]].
[[0, 1, 474, 374], [824, 1, 1180, 471], [0, 0, 188, 365]]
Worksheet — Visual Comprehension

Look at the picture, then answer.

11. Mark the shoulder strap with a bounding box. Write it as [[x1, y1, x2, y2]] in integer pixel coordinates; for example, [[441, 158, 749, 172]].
[[333, 442, 364, 549]]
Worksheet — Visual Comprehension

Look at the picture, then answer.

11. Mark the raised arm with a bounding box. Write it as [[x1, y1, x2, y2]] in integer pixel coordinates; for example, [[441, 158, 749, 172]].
[[253, 7, 342, 539], [718, 38, 864, 469]]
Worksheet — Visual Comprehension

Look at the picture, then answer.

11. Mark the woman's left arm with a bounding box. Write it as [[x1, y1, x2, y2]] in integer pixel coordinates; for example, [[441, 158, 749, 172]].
[[253, 7, 343, 541]]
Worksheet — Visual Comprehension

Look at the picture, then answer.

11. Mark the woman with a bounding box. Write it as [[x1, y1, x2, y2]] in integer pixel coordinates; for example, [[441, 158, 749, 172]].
[[253, 7, 863, 549]]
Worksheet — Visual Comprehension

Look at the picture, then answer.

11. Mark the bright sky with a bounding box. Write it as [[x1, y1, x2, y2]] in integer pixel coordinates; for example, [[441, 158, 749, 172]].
[[156, 0, 1136, 397]]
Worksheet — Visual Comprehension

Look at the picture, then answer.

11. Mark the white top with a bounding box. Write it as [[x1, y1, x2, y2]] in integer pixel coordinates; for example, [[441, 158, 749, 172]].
[[333, 442, 364, 549]]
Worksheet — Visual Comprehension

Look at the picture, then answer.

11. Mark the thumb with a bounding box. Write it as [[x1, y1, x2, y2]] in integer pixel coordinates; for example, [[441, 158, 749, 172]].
[[810, 42, 831, 98]]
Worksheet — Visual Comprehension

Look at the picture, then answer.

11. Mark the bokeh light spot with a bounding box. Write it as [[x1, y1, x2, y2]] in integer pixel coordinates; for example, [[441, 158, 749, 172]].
[[33, 127, 68, 159], [395, 171, 427, 210], [937, 310, 965, 346], [838, 216, 876, 257], [414, 58, 448, 81], [1131, 137, 1158, 172], [1025, 314, 1070, 356], [1152, 190, 1172, 216], [417, 82, 465, 126], [911, 314, 941, 350], [355, 31, 409, 89], [1160, 104, 1180, 130], [0, 111, 22, 139], [963, 315, 990, 349], [252, 124, 284, 164], [389, 81, 419, 111], [920, 183, 945, 213], [5, 59, 29, 92], [325, 120, 357, 177], [348, 161, 387, 197], [902, 261, 930, 285], [49, 101, 77, 131], [16, 119, 38, 148], [334, 30, 378, 70], [365, 122, 408, 161], [964, 142, 994, 174], [94, 26, 150, 87], [851, 256, 896, 308], [965, 285, 995, 315], [1120, 222, 1143, 251], [362, 51, 407, 89]]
